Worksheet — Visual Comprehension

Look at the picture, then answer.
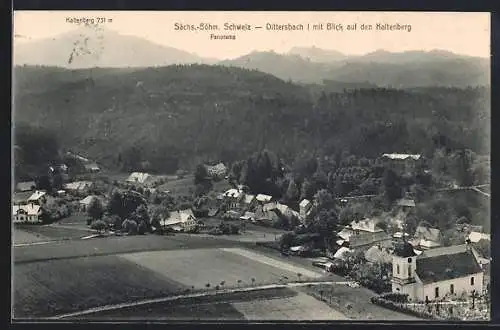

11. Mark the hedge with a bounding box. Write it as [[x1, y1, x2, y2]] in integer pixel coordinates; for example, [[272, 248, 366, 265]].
[[371, 296, 462, 321]]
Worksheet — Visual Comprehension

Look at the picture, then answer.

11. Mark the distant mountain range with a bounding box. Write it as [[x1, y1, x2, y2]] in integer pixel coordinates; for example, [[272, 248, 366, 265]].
[[14, 26, 217, 68], [14, 27, 490, 88]]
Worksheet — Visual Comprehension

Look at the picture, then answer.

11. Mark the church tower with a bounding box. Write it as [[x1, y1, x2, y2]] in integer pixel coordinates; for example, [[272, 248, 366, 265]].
[[391, 240, 417, 297]]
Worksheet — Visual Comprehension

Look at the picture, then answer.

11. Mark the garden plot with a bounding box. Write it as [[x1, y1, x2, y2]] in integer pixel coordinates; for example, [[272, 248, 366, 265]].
[[232, 291, 348, 320], [119, 248, 324, 290]]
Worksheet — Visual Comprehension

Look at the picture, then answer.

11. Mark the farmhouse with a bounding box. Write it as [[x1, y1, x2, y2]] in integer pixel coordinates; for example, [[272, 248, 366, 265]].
[[223, 188, 244, 209], [64, 181, 93, 193], [255, 194, 273, 204], [27, 190, 47, 204], [337, 218, 391, 249], [16, 181, 36, 192], [396, 198, 416, 209], [255, 205, 280, 223], [391, 242, 484, 302], [409, 225, 443, 250], [382, 153, 422, 174], [84, 163, 101, 173], [79, 195, 104, 212], [160, 209, 197, 232], [12, 203, 42, 223]]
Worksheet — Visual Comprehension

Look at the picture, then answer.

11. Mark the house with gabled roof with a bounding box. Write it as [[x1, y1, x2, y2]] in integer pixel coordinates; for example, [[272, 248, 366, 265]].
[[12, 203, 42, 223], [391, 242, 484, 302], [255, 194, 272, 204], [337, 218, 391, 249], [410, 224, 443, 250], [382, 153, 422, 174], [16, 181, 36, 192], [27, 190, 47, 204], [160, 209, 197, 232]]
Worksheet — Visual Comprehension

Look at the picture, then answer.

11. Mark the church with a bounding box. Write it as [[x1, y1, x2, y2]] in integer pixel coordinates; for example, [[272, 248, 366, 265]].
[[391, 241, 484, 302]]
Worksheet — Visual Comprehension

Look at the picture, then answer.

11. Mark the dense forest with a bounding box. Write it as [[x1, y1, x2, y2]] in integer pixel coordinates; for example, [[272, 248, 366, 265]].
[[13, 64, 489, 178]]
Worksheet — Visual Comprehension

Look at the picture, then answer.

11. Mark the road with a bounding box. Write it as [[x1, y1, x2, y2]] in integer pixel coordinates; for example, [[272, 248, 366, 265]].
[[48, 280, 357, 320]]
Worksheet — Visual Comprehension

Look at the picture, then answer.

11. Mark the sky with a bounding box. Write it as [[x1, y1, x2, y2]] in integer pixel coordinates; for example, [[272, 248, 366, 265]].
[[13, 11, 490, 60]]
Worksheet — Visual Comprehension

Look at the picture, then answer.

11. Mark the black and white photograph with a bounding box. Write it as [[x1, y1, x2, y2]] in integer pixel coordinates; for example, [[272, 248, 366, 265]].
[[12, 11, 491, 321]]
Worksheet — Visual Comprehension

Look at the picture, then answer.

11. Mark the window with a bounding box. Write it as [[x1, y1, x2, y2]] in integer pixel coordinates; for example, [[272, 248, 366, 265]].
[[450, 284, 455, 294], [397, 264, 400, 274], [408, 258, 412, 263], [471, 277, 475, 286], [435, 287, 439, 298], [408, 265, 412, 277]]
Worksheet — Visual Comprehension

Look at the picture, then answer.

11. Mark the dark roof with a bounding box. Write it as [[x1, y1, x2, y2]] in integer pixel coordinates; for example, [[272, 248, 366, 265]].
[[16, 181, 36, 192], [416, 250, 482, 284], [393, 241, 417, 257]]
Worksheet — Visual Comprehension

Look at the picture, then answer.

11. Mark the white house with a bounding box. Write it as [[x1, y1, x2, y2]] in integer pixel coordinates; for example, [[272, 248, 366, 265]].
[[160, 209, 197, 232], [337, 218, 391, 249], [126, 172, 149, 183], [391, 242, 484, 302], [27, 190, 47, 204], [84, 163, 101, 173], [409, 225, 443, 250], [382, 153, 421, 161], [64, 181, 93, 193], [242, 194, 255, 206], [12, 203, 42, 223], [79, 195, 105, 212], [255, 194, 272, 204], [223, 188, 244, 210], [240, 211, 256, 221]]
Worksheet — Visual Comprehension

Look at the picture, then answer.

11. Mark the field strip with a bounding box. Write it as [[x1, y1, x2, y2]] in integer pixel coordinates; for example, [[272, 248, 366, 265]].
[[220, 248, 324, 278], [48, 281, 350, 320], [13, 241, 60, 247]]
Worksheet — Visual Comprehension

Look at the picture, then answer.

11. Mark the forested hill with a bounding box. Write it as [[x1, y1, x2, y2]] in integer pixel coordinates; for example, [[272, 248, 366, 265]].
[[14, 64, 490, 176]]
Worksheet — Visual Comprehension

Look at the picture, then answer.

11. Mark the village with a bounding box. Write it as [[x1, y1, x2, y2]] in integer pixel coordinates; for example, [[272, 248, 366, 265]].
[[12, 150, 491, 321]]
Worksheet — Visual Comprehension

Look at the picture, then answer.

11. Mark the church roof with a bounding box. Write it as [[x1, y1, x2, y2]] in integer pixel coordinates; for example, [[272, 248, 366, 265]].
[[416, 248, 482, 284]]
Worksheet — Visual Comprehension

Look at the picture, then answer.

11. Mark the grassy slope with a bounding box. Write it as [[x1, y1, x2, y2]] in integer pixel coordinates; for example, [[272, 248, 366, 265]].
[[13, 255, 185, 318]]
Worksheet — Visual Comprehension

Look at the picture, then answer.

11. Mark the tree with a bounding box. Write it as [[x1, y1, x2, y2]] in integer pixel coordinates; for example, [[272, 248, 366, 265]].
[[90, 219, 107, 234], [122, 219, 138, 234], [194, 164, 209, 185], [87, 198, 104, 221], [251, 278, 256, 286], [279, 232, 296, 251], [107, 190, 124, 218], [131, 204, 150, 229], [285, 179, 300, 203], [300, 179, 315, 201], [297, 273, 302, 282], [383, 168, 402, 203]]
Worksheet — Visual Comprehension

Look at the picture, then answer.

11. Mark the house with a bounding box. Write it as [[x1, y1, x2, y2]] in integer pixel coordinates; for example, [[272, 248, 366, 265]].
[[79, 195, 104, 212], [391, 242, 484, 302], [205, 163, 227, 179], [396, 198, 416, 209], [365, 245, 392, 264], [255, 194, 272, 204], [409, 225, 443, 250], [382, 153, 422, 174], [337, 218, 391, 249], [84, 163, 101, 173], [64, 181, 93, 193], [160, 209, 197, 232], [126, 172, 150, 184], [56, 190, 67, 197], [240, 211, 256, 221], [12, 203, 42, 223], [255, 206, 280, 224], [16, 181, 36, 192], [223, 188, 244, 210], [27, 190, 47, 204], [468, 231, 490, 243]]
